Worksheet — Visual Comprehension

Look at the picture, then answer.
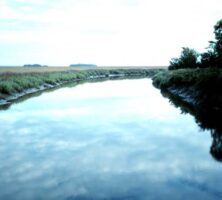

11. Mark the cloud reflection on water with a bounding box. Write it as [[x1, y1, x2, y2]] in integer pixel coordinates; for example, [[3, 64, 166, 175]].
[[0, 79, 221, 200]]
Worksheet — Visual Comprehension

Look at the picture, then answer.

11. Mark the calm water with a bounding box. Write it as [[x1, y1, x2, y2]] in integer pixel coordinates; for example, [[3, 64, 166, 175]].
[[0, 79, 221, 200]]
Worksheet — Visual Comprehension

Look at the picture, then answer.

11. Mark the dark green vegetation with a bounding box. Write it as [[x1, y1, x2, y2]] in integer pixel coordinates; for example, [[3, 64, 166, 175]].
[[169, 48, 199, 70], [0, 68, 162, 103], [153, 68, 222, 90], [152, 68, 222, 115], [169, 19, 222, 70]]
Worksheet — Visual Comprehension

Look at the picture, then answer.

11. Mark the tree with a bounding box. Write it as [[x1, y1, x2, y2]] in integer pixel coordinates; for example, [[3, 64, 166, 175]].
[[200, 50, 217, 68], [214, 19, 222, 66], [200, 19, 222, 68], [169, 19, 222, 70], [169, 47, 199, 70]]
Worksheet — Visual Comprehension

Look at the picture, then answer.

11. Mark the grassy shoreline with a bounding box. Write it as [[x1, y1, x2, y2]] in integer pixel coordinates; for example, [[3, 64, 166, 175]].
[[0, 68, 163, 105], [152, 67, 222, 107], [152, 68, 222, 89]]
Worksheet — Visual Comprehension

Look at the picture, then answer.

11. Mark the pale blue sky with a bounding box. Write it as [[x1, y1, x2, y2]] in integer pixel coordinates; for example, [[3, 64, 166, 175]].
[[0, 0, 221, 66]]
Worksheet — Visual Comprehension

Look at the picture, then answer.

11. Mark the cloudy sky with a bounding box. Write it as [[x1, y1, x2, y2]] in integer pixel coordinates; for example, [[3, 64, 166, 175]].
[[0, 0, 221, 66]]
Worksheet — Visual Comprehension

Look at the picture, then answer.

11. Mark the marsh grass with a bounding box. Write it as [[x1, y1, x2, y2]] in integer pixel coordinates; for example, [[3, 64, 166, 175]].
[[152, 68, 222, 91], [0, 68, 162, 99]]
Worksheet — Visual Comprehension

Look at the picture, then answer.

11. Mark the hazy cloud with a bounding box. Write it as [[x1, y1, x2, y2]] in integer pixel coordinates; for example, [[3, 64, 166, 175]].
[[0, 0, 222, 65]]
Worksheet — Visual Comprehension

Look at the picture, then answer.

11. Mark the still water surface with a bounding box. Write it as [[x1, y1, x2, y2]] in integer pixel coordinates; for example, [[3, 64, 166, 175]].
[[0, 79, 221, 200]]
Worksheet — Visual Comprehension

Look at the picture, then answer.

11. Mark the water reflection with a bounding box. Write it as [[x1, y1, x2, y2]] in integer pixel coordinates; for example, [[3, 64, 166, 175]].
[[211, 130, 222, 161], [0, 79, 222, 200], [161, 89, 222, 162], [0, 76, 146, 111], [0, 79, 93, 111]]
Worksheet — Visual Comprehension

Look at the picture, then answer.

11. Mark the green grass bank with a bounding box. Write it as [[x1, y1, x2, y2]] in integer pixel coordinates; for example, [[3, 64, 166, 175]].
[[152, 68, 222, 106], [0, 68, 162, 104], [153, 68, 222, 89]]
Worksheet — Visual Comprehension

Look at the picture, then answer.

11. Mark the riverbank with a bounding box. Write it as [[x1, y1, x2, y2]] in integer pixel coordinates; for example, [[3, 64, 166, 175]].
[[152, 68, 222, 161], [0, 68, 163, 105], [152, 68, 222, 106]]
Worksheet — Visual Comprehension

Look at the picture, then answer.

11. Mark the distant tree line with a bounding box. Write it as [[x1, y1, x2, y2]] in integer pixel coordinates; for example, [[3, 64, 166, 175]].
[[70, 64, 97, 67], [24, 64, 48, 67], [169, 19, 222, 70]]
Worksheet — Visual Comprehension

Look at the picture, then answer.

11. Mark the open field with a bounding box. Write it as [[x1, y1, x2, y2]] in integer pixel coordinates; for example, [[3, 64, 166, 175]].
[[0, 66, 166, 74]]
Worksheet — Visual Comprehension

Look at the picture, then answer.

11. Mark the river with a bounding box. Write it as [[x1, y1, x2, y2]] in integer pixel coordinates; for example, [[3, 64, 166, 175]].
[[0, 78, 221, 200]]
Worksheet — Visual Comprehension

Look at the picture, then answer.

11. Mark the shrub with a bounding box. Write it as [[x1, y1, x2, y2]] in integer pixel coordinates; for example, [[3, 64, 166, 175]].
[[200, 50, 217, 68], [169, 47, 199, 70]]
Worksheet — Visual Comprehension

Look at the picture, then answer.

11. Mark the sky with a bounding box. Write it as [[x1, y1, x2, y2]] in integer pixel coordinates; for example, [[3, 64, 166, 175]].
[[0, 0, 221, 66]]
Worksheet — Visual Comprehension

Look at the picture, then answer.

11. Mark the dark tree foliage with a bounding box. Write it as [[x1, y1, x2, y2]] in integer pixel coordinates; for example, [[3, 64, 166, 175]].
[[200, 19, 222, 68], [200, 50, 217, 68], [169, 47, 199, 70], [214, 19, 222, 66], [169, 19, 222, 70]]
